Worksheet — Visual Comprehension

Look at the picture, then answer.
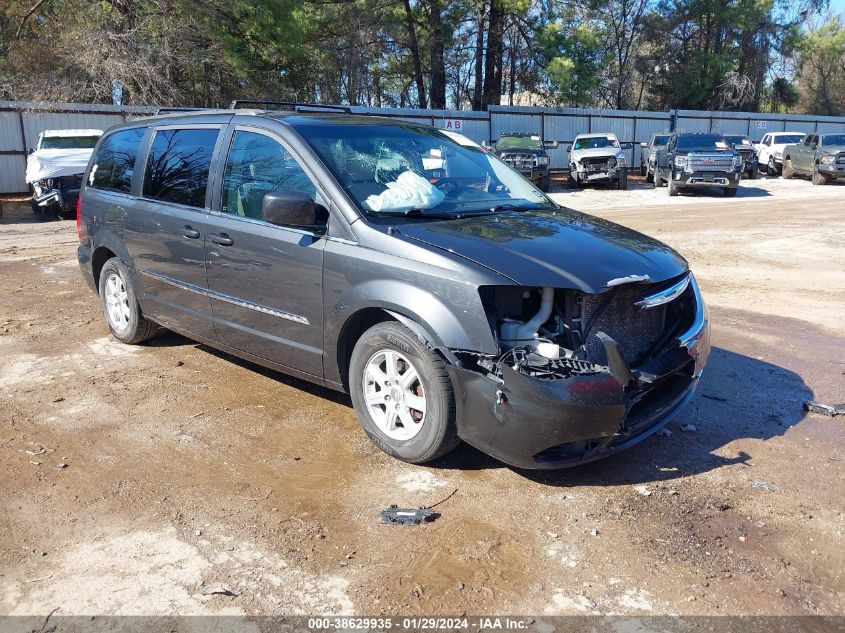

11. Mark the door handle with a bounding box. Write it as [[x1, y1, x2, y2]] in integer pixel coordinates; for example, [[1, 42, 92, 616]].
[[209, 232, 234, 246], [180, 226, 200, 239]]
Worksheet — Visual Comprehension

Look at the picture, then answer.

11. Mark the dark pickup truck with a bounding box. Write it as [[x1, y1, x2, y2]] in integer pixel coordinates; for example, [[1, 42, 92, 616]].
[[654, 133, 742, 197], [490, 133, 557, 192], [782, 133, 845, 185], [722, 134, 757, 179]]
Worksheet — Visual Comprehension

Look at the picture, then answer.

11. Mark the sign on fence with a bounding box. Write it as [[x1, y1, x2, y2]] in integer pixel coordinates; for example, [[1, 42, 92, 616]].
[[440, 119, 463, 131]]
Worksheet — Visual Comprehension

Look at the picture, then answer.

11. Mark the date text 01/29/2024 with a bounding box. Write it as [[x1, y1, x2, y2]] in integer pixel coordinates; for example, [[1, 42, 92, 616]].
[[306, 617, 531, 630]]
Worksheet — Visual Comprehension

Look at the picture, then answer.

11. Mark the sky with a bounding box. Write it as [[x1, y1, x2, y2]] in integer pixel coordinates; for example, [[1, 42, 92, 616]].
[[829, 0, 845, 15]]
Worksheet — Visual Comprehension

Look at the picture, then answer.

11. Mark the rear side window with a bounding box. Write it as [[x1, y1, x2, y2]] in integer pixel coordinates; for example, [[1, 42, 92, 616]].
[[90, 128, 145, 193], [143, 128, 219, 208]]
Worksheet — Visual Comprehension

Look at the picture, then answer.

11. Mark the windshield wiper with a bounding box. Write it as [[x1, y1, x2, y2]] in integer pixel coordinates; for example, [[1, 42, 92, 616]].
[[488, 203, 548, 213], [400, 208, 461, 219]]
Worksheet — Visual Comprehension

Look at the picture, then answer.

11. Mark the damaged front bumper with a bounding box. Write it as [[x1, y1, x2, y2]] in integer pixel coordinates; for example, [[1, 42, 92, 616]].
[[451, 276, 711, 469]]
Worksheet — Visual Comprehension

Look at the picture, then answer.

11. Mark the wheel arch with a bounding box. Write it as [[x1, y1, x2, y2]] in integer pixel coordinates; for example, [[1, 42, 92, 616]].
[[91, 229, 136, 293]]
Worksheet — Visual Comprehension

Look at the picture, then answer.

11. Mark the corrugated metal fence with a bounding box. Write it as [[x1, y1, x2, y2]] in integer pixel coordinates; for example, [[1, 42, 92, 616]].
[[3, 99, 845, 193]]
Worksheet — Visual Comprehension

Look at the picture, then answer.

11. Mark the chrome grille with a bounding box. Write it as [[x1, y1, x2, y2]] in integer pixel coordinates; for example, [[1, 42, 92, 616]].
[[690, 155, 733, 170]]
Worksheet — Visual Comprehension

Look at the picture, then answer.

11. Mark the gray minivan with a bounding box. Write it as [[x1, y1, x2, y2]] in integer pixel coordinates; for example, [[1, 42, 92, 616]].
[[77, 105, 710, 469]]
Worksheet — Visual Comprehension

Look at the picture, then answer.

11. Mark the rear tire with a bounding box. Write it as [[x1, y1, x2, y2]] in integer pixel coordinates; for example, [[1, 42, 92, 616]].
[[639, 162, 646, 177], [98, 258, 157, 345], [645, 166, 654, 183], [783, 158, 794, 179], [747, 163, 757, 179], [349, 321, 459, 464]]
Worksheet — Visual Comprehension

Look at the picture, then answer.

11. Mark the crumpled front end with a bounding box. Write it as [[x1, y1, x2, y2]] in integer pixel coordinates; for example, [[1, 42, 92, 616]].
[[450, 273, 710, 469]]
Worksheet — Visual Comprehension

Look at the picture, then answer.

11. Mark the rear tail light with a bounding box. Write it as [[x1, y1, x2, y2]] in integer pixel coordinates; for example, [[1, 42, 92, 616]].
[[76, 195, 83, 242]]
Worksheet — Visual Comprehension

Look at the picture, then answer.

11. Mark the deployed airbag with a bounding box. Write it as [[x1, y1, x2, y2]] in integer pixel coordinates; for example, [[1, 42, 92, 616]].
[[364, 170, 445, 213]]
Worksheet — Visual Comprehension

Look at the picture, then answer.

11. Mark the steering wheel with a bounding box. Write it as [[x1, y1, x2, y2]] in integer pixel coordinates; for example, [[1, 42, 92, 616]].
[[433, 178, 464, 195]]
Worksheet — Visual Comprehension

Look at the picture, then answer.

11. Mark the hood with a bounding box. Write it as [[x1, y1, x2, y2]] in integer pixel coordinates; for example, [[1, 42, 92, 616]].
[[821, 144, 845, 153], [570, 147, 622, 162], [495, 147, 542, 156], [395, 209, 688, 294], [25, 148, 94, 184]]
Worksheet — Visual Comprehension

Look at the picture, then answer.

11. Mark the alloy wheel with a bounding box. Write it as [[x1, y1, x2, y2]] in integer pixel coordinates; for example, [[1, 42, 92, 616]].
[[104, 272, 131, 332], [362, 349, 427, 441]]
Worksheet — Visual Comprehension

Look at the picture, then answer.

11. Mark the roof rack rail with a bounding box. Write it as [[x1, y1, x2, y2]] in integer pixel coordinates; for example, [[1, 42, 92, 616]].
[[155, 107, 204, 115], [228, 100, 351, 114]]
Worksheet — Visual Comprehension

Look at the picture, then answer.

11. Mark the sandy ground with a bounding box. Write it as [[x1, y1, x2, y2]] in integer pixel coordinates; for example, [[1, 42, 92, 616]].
[[0, 174, 843, 618]]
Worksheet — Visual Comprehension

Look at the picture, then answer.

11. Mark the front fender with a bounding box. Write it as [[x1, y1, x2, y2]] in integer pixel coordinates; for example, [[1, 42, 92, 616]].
[[324, 278, 499, 386]]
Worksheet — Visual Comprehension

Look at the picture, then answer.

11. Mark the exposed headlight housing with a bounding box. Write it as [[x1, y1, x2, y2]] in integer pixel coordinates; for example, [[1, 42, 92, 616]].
[[732, 155, 742, 169], [674, 155, 687, 168], [534, 155, 550, 166], [615, 152, 626, 167], [819, 155, 835, 165]]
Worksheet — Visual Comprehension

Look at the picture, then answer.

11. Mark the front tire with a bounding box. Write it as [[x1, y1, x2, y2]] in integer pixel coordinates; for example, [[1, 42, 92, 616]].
[[98, 258, 157, 344], [539, 174, 551, 192], [349, 321, 459, 464], [567, 166, 579, 189], [617, 168, 628, 190], [812, 166, 827, 185], [768, 157, 779, 177], [668, 177, 678, 196]]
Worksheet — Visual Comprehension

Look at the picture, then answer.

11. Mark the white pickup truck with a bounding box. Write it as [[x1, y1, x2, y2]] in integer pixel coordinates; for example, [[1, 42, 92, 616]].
[[26, 128, 102, 219], [755, 132, 806, 176]]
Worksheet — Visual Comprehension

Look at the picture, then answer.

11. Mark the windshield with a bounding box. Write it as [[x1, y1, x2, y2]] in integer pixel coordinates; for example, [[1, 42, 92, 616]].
[[39, 135, 100, 150], [724, 135, 752, 146], [573, 136, 618, 150], [652, 135, 670, 146], [773, 134, 804, 144], [299, 123, 550, 216], [822, 134, 845, 146], [675, 135, 730, 152], [496, 135, 542, 150]]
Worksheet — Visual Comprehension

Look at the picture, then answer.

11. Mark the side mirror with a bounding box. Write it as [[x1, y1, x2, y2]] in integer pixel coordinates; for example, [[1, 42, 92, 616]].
[[564, 145, 572, 152], [481, 140, 490, 148], [621, 142, 633, 150], [640, 142, 648, 148], [28, 147, 34, 155], [262, 191, 324, 232], [543, 140, 559, 149]]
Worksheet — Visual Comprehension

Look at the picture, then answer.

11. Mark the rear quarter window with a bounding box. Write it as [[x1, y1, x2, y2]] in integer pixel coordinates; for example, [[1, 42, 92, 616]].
[[90, 128, 145, 193], [142, 128, 219, 208]]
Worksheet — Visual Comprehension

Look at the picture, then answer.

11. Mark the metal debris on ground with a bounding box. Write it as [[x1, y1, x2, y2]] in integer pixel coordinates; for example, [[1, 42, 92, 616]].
[[804, 401, 845, 416], [378, 505, 437, 525], [751, 480, 779, 493], [680, 424, 698, 432], [657, 428, 672, 437], [200, 587, 239, 597]]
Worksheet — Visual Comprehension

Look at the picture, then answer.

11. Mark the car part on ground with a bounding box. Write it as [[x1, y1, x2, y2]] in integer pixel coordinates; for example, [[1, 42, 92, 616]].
[[654, 132, 741, 197], [567, 133, 631, 190], [490, 133, 554, 192], [77, 108, 709, 469], [781, 133, 845, 185]]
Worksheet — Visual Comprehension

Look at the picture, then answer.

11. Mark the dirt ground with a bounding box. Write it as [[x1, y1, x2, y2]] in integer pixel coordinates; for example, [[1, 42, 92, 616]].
[[1, 174, 843, 618]]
